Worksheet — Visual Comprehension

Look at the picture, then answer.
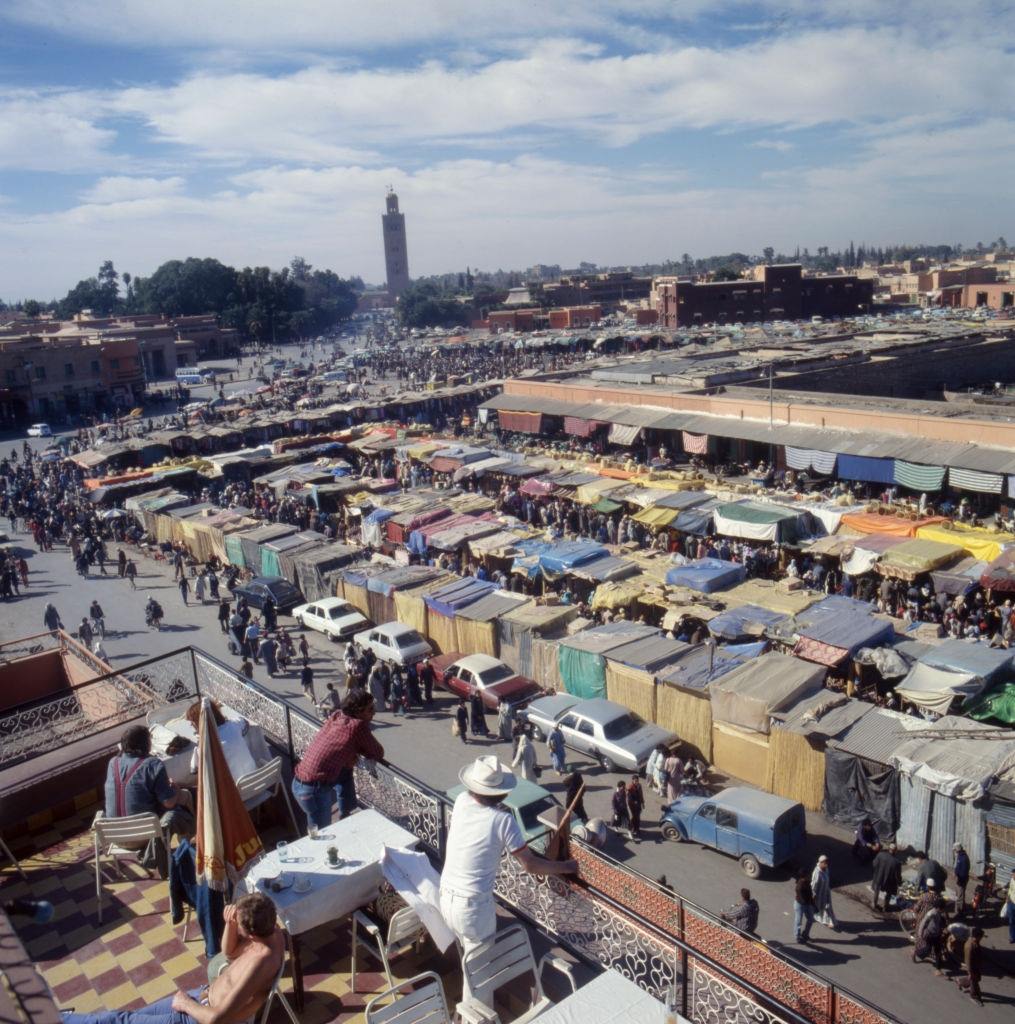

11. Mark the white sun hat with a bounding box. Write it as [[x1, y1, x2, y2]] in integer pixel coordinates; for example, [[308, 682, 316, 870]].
[[459, 755, 518, 796]]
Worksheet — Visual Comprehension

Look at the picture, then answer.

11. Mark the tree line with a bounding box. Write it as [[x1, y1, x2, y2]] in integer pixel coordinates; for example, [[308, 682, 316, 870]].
[[7, 256, 363, 341]]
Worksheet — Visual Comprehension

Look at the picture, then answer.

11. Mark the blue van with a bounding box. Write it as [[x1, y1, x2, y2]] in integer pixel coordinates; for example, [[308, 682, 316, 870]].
[[660, 786, 806, 878]]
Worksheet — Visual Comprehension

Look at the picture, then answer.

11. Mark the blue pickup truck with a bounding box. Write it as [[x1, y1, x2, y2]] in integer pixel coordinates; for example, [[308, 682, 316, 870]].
[[660, 786, 806, 878]]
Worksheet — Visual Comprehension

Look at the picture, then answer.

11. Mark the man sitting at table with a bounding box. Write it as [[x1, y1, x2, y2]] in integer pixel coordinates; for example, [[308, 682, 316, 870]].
[[62, 892, 284, 1024], [104, 725, 196, 878], [291, 689, 384, 829]]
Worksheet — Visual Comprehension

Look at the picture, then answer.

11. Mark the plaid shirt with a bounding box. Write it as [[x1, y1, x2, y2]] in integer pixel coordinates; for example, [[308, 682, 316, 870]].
[[294, 712, 384, 784]]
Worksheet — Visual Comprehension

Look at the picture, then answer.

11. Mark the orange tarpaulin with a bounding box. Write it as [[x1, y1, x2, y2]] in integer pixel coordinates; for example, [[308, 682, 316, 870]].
[[83, 469, 155, 489], [839, 512, 945, 539]]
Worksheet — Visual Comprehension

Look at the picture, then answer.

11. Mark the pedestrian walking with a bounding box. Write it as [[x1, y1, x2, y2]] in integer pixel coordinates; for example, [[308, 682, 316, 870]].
[[299, 633, 310, 665], [794, 871, 815, 943], [208, 571, 220, 601], [317, 682, 341, 716], [259, 635, 278, 676], [368, 663, 387, 711], [240, 657, 254, 679], [547, 723, 566, 775], [953, 843, 970, 914], [218, 598, 231, 633], [125, 559, 137, 589], [912, 897, 946, 973], [955, 927, 985, 1005], [626, 775, 644, 839], [117, 549, 127, 578], [563, 772, 587, 820], [262, 597, 277, 631], [419, 656, 434, 704], [78, 616, 93, 648], [871, 842, 902, 911], [454, 699, 469, 743], [301, 663, 315, 703], [173, 550, 185, 580], [469, 692, 488, 736], [664, 749, 683, 801], [611, 780, 631, 836], [195, 572, 206, 603], [244, 621, 261, 662], [89, 599, 105, 638], [511, 727, 538, 781], [497, 699, 515, 742], [720, 888, 760, 935], [178, 575, 190, 605], [811, 855, 838, 931]]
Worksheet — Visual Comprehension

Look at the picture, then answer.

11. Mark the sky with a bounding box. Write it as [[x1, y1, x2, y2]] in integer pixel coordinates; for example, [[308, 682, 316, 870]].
[[1, 1, 1012, 301]]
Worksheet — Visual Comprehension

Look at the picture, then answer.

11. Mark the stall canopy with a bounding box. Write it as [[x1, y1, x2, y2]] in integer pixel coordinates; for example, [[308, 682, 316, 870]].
[[656, 643, 760, 693], [558, 622, 657, 700], [564, 416, 604, 438], [878, 538, 965, 579], [895, 664, 987, 716], [841, 533, 910, 576], [915, 522, 1015, 564], [608, 423, 642, 446], [837, 454, 895, 485], [673, 499, 721, 535], [790, 596, 896, 666], [519, 477, 556, 497], [423, 577, 497, 617], [498, 411, 543, 433], [538, 540, 608, 575], [708, 604, 787, 642], [893, 460, 946, 492], [965, 682, 1015, 725], [665, 558, 746, 593], [917, 638, 1015, 684], [604, 634, 690, 674], [709, 652, 826, 734], [981, 548, 1015, 592], [948, 466, 1004, 494], [713, 501, 805, 544], [929, 556, 987, 596], [784, 447, 838, 475], [840, 512, 945, 539], [568, 553, 639, 583], [655, 490, 712, 511]]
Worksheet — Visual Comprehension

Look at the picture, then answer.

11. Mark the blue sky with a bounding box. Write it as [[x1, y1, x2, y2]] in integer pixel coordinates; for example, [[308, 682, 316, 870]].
[[1, 1, 1012, 301]]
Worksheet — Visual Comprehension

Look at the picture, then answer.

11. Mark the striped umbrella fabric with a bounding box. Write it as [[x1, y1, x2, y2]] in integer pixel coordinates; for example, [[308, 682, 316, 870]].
[[196, 699, 263, 891], [893, 460, 946, 492], [948, 467, 1004, 494]]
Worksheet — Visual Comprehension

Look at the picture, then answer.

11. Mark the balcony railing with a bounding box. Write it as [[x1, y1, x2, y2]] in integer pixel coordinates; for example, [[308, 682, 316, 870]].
[[5, 645, 899, 1024]]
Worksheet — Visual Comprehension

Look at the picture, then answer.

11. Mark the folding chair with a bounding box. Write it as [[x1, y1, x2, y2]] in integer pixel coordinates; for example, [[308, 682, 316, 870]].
[[236, 757, 301, 837], [351, 905, 426, 991], [258, 933, 300, 1024], [92, 811, 167, 923], [458, 924, 576, 1024], [365, 971, 451, 1024], [0, 835, 27, 881]]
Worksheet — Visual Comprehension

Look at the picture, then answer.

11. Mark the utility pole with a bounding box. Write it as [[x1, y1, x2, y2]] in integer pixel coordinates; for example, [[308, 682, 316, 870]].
[[769, 362, 774, 429]]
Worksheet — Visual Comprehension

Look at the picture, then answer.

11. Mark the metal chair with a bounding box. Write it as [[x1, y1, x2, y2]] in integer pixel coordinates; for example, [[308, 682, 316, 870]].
[[351, 905, 426, 991], [258, 933, 300, 1024], [0, 835, 27, 881], [236, 757, 301, 837], [92, 811, 167, 923], [365, 971, 451, 1024], [458, 924, 576, 1024]]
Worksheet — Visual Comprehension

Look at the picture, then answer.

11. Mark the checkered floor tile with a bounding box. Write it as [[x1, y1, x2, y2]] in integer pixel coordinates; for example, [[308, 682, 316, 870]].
[[1, 809, 452, 1024]]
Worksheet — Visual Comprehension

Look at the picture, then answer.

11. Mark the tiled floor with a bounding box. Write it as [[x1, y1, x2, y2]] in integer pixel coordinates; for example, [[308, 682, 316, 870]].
[[1, 807, 446, 1024]]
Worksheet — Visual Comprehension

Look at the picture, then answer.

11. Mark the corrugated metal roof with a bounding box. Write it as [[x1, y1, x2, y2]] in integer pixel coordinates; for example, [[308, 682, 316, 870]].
[[828, 707, 925, 763], [606, 634, 689, 672], [456, 590, 530, 622], [560, 621, 659, 654], [771, 692, 874, 738]]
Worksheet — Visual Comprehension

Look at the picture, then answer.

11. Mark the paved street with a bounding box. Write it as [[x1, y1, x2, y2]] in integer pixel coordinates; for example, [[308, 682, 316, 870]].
[[2, 529, 1013, 1020]]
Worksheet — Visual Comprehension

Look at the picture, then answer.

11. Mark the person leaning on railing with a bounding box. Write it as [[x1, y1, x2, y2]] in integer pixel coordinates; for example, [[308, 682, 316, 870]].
[[290, 689, 383, 830]]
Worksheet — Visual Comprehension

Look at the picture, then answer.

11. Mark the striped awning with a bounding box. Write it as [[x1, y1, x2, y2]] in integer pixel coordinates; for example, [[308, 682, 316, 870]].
[[893, 459, 945, 492], [682, 431, 709, 455], [949, 466, 1003, 494], [609, 423, 642, 445], [785, 447, 838, 475], [564, 416, 603, 438], [498, 410, 543, 433]]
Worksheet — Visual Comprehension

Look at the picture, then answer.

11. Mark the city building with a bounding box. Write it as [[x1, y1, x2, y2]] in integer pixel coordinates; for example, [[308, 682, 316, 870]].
[[542, 271, 652, 309], [547, 304, 602, 329], [652, 264, 873, 327], [382, 190, 411, 300]]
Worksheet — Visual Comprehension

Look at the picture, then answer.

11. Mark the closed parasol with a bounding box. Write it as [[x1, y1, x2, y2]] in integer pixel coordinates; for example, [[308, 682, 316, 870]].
[[196, 698, 263, 890]]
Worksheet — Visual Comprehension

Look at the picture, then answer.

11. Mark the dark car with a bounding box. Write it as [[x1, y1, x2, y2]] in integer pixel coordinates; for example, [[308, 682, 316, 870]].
[[233, 575, 303, 613]]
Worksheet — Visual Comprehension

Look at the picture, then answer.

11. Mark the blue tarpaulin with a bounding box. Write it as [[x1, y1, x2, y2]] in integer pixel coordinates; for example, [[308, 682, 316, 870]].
[[673, 499, 720, 535], [917, 639, 1015, 684], [837, 454, 896, 485], [511, 539, 554, 579], [656, 643, 761, 693], [424, 577, 497, 617], [665, 558, 746, 593], [538, 540, 608, 575], [795, 596, 895, 653], [708, 605, 787, 642]]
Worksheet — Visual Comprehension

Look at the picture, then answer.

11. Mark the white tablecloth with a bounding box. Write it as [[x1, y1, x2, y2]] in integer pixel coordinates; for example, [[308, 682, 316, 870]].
[[237, 808, 419, 935], [150, 704, 270, 785], [535, 971, 677, 1024]]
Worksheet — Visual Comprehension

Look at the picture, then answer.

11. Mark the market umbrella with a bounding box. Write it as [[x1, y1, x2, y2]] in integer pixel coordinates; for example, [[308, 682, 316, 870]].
[[195, 698, 263, 890]]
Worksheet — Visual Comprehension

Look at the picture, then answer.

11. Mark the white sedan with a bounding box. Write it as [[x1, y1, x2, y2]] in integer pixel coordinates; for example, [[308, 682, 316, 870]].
[[27, 423, 52, 437], [292, 598, 370, 642]]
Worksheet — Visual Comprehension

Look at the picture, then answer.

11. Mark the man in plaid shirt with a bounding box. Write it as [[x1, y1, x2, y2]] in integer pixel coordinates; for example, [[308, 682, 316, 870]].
[[291, 689, 384, 829]]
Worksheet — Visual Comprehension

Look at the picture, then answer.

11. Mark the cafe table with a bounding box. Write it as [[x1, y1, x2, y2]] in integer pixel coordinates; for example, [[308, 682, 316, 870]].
[[533, 969, 680, 1024], [237, 808, 419, 1008]]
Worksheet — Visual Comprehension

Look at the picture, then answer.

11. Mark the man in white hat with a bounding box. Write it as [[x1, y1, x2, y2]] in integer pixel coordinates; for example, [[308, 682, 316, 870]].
[[440, 755, 577, 1002]]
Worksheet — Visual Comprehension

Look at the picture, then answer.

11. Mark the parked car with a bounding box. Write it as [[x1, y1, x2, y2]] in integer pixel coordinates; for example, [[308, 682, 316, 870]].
[[354, 622, 432, 667], [429, 653, 543, 709], [660, 787, 806, 879], [27, 423, 52, 437], [292, 597, 370, 642], [233, 575, 303, 613], [446, 778, 581, 851], [521, 695, 677, 773]]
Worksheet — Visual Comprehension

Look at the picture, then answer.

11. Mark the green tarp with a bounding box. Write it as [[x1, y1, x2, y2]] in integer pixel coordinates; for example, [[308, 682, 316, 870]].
[[261, 548, 282, 578], [893, 460, 946, 492], [593, 498, 622, 514], [225, 533, 246, 568], [965, 682, 1015, 725], [558, 645, 607, 700]]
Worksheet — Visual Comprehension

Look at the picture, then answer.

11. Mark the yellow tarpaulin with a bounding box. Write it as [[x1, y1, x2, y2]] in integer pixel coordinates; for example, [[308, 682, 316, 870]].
[[575, 478, 629, 505], [633, 506, 678, 528], [879, 538, 964, 579], [915, 522, 1015, 564], [406, 441, 442, 459], [591, 578, 646, 610], [606, 661, 656, 723], [656, 684, 712, 760]]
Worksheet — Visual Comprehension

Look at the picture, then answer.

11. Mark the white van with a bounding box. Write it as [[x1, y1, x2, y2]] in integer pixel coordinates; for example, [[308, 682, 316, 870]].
[[175, 369, 204, 385]]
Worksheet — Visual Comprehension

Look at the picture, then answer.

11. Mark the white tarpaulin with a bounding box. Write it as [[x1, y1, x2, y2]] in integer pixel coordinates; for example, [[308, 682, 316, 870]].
[[808, 503, 865, 536], [895, 663, 986, 716], [712, 509, 780, 542], [608, 423, 642, 446], [785, 447, 838, 475], [843, 547, 881, 576]]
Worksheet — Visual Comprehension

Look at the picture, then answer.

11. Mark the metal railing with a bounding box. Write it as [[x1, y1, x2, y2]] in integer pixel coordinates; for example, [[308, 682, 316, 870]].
[[3, 643, 897, 1024]]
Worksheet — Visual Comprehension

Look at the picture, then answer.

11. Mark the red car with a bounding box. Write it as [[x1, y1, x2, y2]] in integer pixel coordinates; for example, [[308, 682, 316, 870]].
[[429, 653, 543, 710]]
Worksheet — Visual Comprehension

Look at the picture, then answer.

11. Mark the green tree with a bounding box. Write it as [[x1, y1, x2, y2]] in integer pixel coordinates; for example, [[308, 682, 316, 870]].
[[762, 247, 775, 265], [22, 299, 42, 317], [397, 280, 468, 328], [713, 266, 741, 281]]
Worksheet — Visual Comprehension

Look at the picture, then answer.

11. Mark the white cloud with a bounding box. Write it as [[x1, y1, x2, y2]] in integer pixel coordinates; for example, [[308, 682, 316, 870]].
[[81, 176, 185, 203], [0, 89, 116, 171], [751, 139, 795, 152]]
